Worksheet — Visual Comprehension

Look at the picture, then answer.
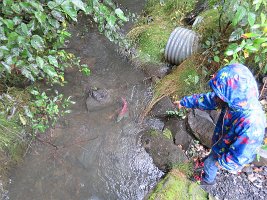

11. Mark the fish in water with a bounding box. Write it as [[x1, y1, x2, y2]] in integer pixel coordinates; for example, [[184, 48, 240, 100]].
[[116, 97, 129, 122]]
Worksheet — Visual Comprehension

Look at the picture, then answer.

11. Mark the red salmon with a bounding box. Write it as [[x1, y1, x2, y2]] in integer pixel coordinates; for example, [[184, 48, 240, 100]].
[[116, 97, 129, 122]]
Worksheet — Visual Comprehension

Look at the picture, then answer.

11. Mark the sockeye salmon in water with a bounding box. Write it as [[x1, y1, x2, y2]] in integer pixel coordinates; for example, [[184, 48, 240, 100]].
[[116, 97, 129, 122]]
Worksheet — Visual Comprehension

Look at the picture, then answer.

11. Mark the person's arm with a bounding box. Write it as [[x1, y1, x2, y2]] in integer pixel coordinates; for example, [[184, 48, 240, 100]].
[[217, 120, 264, 171], [178, 91, 218, 110]]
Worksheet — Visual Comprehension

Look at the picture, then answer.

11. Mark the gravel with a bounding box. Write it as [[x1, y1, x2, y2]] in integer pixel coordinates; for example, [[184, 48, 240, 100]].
[[186, 140, 267, 200]]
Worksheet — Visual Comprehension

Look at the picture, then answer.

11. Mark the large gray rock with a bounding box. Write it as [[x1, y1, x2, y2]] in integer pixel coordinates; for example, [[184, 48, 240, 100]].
[[141, 130, 188, 172], [187, 109, 215, 148], [150, 96, 176, 118], [165, 118, 192, 151]]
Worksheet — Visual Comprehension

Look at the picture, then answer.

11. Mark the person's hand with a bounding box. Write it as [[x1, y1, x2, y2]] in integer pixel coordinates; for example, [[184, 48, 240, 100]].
[[173, 100, 183, 109]]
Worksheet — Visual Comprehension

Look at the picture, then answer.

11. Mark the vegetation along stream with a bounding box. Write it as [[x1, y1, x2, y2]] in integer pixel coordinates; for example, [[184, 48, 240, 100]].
[[6, 1, 164, 200]]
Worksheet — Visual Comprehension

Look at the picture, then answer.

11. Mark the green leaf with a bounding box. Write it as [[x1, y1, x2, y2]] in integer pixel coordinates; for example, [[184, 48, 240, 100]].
[[1, 61, 11, 73], [70, 0, 86, 12], [36, 56, 45, 69], [61, 0, 78, 21], [47, 1, 58, 9], [245, 45, 258, 52], [21, 67, 35, 81], [34, 11, 47, 26], [107, 15, 116, 26], [233, 6, 246, 26], [3, 0, 13, 6], [48, 55, 59, 68], [253, 38, 267, 48], [2, 19, 15, 30], [11, 3, 21, 14], [248, 12, 256, 26], [115, 8, 128, 22], [31, 35, 45, 50], [19, 2, 34, 13], [262, 145, 267, 151], [229, 28, 244, 42], [261, 13, 266, 24], [43, 65, 58, 77], [28, 1, 44, 11], [0, 27, 7, 40], [214, 56, 220, 63], [20, 23, 30, 36], [51, 10, 65, 22]]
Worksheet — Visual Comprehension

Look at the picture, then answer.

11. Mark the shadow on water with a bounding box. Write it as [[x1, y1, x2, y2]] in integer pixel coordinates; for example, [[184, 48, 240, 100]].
[[8, 1, 164, 200]]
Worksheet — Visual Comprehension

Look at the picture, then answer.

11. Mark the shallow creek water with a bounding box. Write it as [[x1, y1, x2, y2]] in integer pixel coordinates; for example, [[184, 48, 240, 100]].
[[7, 1, 164, 200]]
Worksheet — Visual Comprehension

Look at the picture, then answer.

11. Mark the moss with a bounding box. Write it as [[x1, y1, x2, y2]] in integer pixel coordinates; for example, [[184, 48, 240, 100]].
[[154, 55, 209, 100], [163, 128, 173, 140], [128, 0, 196, 64], [147, 169, 209, 200], [193, 8, 220, 42]]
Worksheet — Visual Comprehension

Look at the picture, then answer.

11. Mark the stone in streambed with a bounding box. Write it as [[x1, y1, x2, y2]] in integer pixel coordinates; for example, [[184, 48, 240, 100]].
[[187, 109, 215, 148], [165, 118, 192, 151], [86, 88, 115, 112], [141, 129, 187, 172], [150, 96, 176, 118]]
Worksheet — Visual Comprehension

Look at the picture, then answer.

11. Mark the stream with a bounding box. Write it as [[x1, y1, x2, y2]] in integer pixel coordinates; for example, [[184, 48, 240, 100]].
[[7, 1, 164, 200]]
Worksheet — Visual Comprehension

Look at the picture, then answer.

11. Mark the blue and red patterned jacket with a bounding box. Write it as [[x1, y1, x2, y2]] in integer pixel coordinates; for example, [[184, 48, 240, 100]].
[[180, 64, 266, 171]]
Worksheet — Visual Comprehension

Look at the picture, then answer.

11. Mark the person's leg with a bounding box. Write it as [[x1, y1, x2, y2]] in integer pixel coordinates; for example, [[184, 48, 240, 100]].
[[202, 153, 219, 184]]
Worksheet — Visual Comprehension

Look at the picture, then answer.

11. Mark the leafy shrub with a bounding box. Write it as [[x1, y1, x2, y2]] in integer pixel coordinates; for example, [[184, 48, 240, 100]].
[[0, 0, 128, 134]]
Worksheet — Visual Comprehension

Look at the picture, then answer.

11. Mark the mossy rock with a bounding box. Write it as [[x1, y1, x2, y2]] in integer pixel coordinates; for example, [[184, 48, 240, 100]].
[[146, 169, 210, 200], [154, 56, 209, 100]]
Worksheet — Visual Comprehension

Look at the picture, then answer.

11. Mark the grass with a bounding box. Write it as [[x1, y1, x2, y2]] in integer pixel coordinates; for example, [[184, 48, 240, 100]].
[[0, 87, 30, 185], [141, 55, 210, 118]]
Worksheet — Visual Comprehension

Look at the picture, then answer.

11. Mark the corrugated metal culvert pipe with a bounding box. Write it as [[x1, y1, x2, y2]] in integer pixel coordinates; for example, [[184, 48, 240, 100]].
[[164, 27, 200, 65]]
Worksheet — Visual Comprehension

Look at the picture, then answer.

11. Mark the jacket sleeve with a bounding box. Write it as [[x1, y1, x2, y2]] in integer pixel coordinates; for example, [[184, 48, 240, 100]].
[[180, 92, 217, 110], [217, 118, 265, 171]]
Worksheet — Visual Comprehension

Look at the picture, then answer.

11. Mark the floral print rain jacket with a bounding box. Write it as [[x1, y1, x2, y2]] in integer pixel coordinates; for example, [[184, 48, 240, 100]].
[[180, 64, 266, 171]]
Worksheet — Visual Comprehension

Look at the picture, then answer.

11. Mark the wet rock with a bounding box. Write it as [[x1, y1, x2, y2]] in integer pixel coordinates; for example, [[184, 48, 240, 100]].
[[209, 110, 220, 124], [141, 129, 187, 172], [187, 109, 215, 148], [165, 118, 192, 151], [150, 96, 176, 118], [143, 117, 165, 131], [143, 63, 172, 79], [86, 88, 115, 112]]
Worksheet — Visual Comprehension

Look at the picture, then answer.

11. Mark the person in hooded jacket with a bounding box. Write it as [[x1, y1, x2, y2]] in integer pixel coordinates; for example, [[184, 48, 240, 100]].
[[175, 63, 266, 186]]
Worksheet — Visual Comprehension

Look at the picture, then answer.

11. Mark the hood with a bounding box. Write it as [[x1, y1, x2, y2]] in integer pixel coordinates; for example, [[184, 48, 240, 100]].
[[209, 63, 260, 110]]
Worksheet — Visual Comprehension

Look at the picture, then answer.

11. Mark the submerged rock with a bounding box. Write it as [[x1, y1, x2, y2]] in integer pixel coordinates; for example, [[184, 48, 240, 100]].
[[165, 118, 193, 151], [187, 109, 215, 148], [141, 129, 187, 172], [86, 88, 115, 112]]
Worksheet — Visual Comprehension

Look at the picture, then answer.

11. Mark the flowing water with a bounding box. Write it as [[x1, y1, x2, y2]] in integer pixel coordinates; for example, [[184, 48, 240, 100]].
[[7, 1, 164, 200]]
